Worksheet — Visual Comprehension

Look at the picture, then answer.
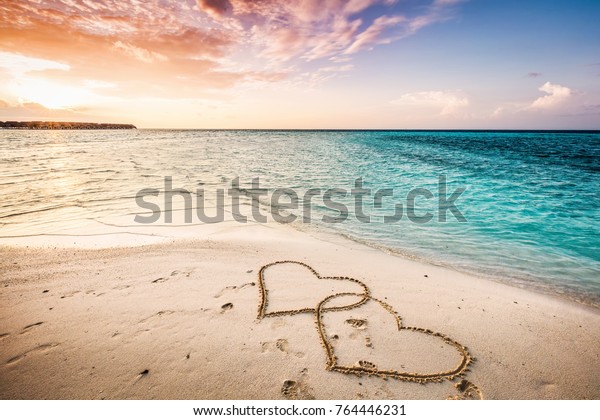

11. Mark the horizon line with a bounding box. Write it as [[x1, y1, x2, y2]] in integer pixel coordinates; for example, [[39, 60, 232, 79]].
[[138, 128, 600, 133]]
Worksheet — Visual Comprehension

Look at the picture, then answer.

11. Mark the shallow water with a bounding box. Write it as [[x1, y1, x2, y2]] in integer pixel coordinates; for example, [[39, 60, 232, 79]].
[[1, 129, 599, 305]]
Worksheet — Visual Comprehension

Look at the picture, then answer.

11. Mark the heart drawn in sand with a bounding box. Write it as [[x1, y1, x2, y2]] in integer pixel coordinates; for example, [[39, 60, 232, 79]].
[[255, 260, 478, 393], [257, 261, 369, 319], [315, 293, 473, 383]]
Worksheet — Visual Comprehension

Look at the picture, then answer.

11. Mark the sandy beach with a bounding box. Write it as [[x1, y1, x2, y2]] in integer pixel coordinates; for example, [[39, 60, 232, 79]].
[[2, 0, 600, 409], [1, 220, 598, 400]]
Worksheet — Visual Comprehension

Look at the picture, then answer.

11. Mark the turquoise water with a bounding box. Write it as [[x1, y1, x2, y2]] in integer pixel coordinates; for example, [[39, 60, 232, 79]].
[[1, 129, 599, 305]]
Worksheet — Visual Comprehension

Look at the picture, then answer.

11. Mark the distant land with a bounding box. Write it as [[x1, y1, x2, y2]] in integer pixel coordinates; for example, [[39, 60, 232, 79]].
[[0, 121, 136, 129]]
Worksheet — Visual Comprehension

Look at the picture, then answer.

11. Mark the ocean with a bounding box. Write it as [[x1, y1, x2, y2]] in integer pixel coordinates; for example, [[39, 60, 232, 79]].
[[1, 129, 599, 306]]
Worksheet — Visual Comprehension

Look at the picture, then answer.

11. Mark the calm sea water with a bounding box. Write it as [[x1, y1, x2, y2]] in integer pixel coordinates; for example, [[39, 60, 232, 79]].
[[1, 129, 599, 305]]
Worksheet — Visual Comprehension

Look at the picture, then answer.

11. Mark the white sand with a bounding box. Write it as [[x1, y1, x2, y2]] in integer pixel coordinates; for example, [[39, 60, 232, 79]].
[[1, 220, 599, 399]]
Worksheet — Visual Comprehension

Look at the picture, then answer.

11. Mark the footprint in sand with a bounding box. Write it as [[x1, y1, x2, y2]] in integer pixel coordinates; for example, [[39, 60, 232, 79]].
[[60, 291, 80, 299], [139, 310, 175, 324], [221, 303, 234, 313], [275, 339, 289, 353], [261, 339, 305, 358], [214, 282, 256, 298], [83, 290, 106, 297], [346, 318, 368, 329], [356, 360, 377, 370], [345, 318, 369, 341], [5, 343, 59, 365], [20, 322, 43, 334], [447, 380, 483, 400], [151, 269, 192, 284], [262, 338, 288, 353], [281, 375, 315, 400]]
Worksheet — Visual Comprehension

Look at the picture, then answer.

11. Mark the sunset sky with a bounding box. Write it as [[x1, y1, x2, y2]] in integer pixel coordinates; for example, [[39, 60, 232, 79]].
[[0, 0, 599, 129]]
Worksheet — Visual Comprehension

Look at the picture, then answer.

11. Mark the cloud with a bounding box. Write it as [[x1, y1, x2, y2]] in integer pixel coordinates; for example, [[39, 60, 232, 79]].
[[1, 0, 465, 74], [0, 52, 70, 76], [529, 81, 572, 109], [112, 41, 167, 63], [433, 0, 465, 5], [0, 0, 467, 116], [345, 15, 406, 54], [194, 0, 463, 62], [492, 106, 505, 117], [527, 72, 542, 78], [0, 2, 272, 101], [391, 90, 469, 115], [0, 100, 86, 120], [318, 64, 355, 73], [196, 0, 233, 18]]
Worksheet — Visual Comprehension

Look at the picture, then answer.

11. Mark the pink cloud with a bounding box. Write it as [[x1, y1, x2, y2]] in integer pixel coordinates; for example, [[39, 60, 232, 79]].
[[193, 0, 462, 62], [2, 0, 464, 67], [345, 15, 406, 54], [0, 1, 280, 101], [0, 0, 466, 104]]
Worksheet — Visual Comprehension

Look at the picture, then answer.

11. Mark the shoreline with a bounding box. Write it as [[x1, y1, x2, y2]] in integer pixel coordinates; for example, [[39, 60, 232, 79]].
[[254, 214, 600, 311], [317, 228, 600, 311], [1, 220, 599, 399], [2, 209, 599, 311], [2, 198, 598, 312]]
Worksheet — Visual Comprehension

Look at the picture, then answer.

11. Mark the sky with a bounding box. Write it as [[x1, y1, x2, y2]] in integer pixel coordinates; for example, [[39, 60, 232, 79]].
[[0, 0, 599, 129]]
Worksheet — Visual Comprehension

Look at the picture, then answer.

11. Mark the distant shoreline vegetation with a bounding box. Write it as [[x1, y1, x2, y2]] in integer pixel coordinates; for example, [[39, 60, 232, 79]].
[[0, 121, 136, 129]]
